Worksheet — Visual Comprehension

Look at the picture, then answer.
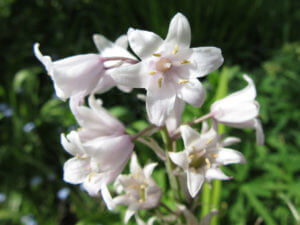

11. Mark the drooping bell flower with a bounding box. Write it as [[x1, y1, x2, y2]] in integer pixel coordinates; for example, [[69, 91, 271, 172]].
[[169, 124, 245, 198], [112, 13, 223, 126], [111, 153, 162, 224], [62, 95, 134, 209], [34, 43, 105, 100], [210, 74, 264, 145]]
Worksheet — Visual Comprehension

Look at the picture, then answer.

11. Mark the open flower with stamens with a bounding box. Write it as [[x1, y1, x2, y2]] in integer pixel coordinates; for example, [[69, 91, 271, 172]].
[[63, 95, 134, 209], [111, 13, 223, 126], [111, 153, 162, 224], [210, 74, 264, 145], [34, 43, 105, 100], [92, 34, 136, 93], [169, 124, 245, 198]]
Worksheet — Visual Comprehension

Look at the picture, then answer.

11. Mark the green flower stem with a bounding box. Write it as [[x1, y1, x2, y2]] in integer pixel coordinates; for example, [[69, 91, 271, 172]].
[[161, 127, 180, 201], [210, 67, 230, 225], [200, 183, 212, 218]]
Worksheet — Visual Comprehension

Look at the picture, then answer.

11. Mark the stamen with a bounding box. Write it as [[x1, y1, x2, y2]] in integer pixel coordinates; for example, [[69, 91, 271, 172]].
[[181, 60, 190, 64], [205, 158, 211, 168], [153, 53, 161, 57], [88, 171, 95, 182], [149, 71, 156, 75], [210, 153, 218, 158], [206, 137, 214, 145], [76, 153, 88, 160], [178, 80, 189, 85], [158, 77, 163, 88], [172, 44, 178, 54]]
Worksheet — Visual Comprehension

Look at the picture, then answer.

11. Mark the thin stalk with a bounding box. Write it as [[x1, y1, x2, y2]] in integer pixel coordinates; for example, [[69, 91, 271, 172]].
[[102, 56, 139, 64], [173, 113, 213, 137], [161, 127, 180, 201], [200, 183, 212, 218], [210, 67, 230, 225], [131, 124, 156, 141]]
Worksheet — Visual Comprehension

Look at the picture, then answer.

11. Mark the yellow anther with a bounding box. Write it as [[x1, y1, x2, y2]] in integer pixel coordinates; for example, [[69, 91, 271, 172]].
[[206, 137, 214, 145], [210, 153, 218, 158], [135, 171, 141, 179], [77, 127, 82, 131], [192, 146, 196, 151], [181, 60, 190, 64], [88, 171, 95, 182], [153, 53, 161, 57], [178, 80, 189, 85], [158, 77, 163, 88], [205, 158, 211, 168], [173, 44, 178, 54], [149, 71, 156, 75], [76, 153, 88, 160], [139, 199, 145, 203], [140, 184, 146, 189]]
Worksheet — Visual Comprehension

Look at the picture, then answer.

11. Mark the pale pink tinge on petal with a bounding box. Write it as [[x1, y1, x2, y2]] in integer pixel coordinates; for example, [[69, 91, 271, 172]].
[[165, 12, 191, 48], [216, 148, 246, 165], [63, 157, 90, 184], [128, 28, 163, 59], [177, 79, 206, 107]]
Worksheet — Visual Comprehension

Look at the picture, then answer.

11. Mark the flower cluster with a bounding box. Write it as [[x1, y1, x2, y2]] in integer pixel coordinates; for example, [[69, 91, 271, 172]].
[[34, 12, 264, 224]]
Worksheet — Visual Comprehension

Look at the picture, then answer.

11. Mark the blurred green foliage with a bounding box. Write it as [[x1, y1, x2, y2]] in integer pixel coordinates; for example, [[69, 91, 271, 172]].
[[0, 0, 300, 224]]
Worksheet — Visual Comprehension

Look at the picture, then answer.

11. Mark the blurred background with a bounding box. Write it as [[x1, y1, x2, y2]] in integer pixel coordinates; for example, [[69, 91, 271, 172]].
[[0, 0, 300, 224]]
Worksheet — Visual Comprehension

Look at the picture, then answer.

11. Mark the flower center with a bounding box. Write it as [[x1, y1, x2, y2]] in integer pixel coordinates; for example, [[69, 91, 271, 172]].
[[156, 58, 172, 73]]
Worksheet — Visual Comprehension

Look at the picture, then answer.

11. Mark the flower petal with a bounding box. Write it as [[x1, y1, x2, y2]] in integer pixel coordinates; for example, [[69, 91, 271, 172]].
[[216, 148, 246, 165], [115, 34, 128, 49], [124, 208, 136, 224], [101, 185, 116, 210], [83, 135, 133, 172], [211, 74, 257, 110], [165, 13, 191, 48], [146, 82, 176, 126], [205, 168, 230, 181], [93, 34, 113, 52], [60, 131, 85, 156], [180, 125, 201, 148], [127, 28, 163, 59], [211, 101, 259, 124], [177, 79, 206, 107], [130, 153, 142, 174], [143, 163, 158, 179], [63, 157, 90, 184], [221, 136, 241, 147], [52, 54, 104, 99], [187, 169, 204, 198], [111, 62, 151, 89], [165, 98, 185, 136], [71, 95, 125, 136], [93, 74, 116, 94], [188, 47, 223, 78], [169, 151, 189, 170], [253, 118, 264, 146]]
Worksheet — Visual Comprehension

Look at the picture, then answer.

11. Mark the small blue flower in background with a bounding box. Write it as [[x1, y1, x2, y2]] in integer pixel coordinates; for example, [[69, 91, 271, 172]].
[[23, 122, 35, 133], [0, 193, 6, 203], [57, 187, 70, 200], [30, 176, 42, 187], [21, 214, 37, 225], [0, 103, 13, 117]]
